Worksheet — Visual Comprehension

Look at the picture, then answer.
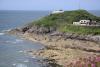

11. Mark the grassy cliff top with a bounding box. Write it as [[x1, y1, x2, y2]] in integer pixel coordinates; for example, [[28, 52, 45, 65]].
[[29, 10, 100, 35], [31, 10, 100, 27]]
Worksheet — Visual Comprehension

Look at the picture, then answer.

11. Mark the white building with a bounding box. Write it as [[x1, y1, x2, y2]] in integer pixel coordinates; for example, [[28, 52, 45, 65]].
[[73, 20, 91, 26], [51, 10, 64, 14]]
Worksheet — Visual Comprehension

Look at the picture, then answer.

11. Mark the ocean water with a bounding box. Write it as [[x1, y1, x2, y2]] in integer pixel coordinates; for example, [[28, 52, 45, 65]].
[[89, 10, 100, 17], [0, 10, 49, 67], [0, 10, 49, 30]]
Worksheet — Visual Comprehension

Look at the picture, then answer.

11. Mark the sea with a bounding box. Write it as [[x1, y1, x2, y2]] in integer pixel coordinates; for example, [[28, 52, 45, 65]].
[[0, 10, 49, 67], [0, 10, 99, 67]]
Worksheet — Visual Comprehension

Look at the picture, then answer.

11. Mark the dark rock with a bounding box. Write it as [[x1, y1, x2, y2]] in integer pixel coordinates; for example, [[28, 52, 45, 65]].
[[26, 25, 56, 34], [50, 31, 63, 36], [21, 26, 30, 33]]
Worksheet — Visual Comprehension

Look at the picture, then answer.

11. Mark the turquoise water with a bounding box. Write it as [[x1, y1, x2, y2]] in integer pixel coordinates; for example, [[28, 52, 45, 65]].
[[0, 11, 49, 67]]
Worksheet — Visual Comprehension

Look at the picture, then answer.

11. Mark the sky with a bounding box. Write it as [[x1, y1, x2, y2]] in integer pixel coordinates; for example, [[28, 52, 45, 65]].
[[0, 0, 100, 10]]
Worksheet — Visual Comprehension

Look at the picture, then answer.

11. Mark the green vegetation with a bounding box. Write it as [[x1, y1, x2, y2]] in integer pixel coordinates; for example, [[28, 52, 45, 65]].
[[59, 25, 100, 35], [31, 10, 100, 35]]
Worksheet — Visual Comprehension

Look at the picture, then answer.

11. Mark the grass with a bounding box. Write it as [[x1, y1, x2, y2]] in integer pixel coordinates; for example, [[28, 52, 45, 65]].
[[59, 24, 100, 35]]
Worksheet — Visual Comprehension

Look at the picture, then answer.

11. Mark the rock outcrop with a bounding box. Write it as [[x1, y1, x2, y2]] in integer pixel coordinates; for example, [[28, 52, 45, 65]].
[[9, 25, 100, 44]]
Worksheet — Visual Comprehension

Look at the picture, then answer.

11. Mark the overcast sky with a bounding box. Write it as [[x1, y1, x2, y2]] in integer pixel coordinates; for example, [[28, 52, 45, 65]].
[[0, 0, 100, 10]]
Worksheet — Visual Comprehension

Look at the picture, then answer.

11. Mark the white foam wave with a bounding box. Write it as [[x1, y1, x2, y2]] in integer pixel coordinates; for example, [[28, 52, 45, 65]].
[[23, 60, 29, 63], [0, 33, 5, 35], [5, 39, 23, 44], [6, 41, 17, 44], [18, 50, 24, 53], [2, 29, 11, 32], [31, 56, 36, 58], [15, 39, 23, 43], [12, 63, 16, 66], [13, 63, 27, 67], [16, 63, 27, 67]]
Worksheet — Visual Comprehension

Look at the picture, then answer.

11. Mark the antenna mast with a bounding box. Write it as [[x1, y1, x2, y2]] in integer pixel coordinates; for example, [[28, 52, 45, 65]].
[[78, 0, 80, 10]]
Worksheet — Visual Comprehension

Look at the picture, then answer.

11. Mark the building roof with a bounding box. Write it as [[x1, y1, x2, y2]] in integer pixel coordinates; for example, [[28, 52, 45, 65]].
[[51, 10, 64, 14]]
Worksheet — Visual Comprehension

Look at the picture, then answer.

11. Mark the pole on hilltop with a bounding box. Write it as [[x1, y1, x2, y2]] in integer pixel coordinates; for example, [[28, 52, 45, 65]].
[[78, 0, 81, 10]]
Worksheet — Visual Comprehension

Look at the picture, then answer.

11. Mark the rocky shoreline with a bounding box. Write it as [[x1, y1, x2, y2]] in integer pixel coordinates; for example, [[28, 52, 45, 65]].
[[8, 26, 100, 67]]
